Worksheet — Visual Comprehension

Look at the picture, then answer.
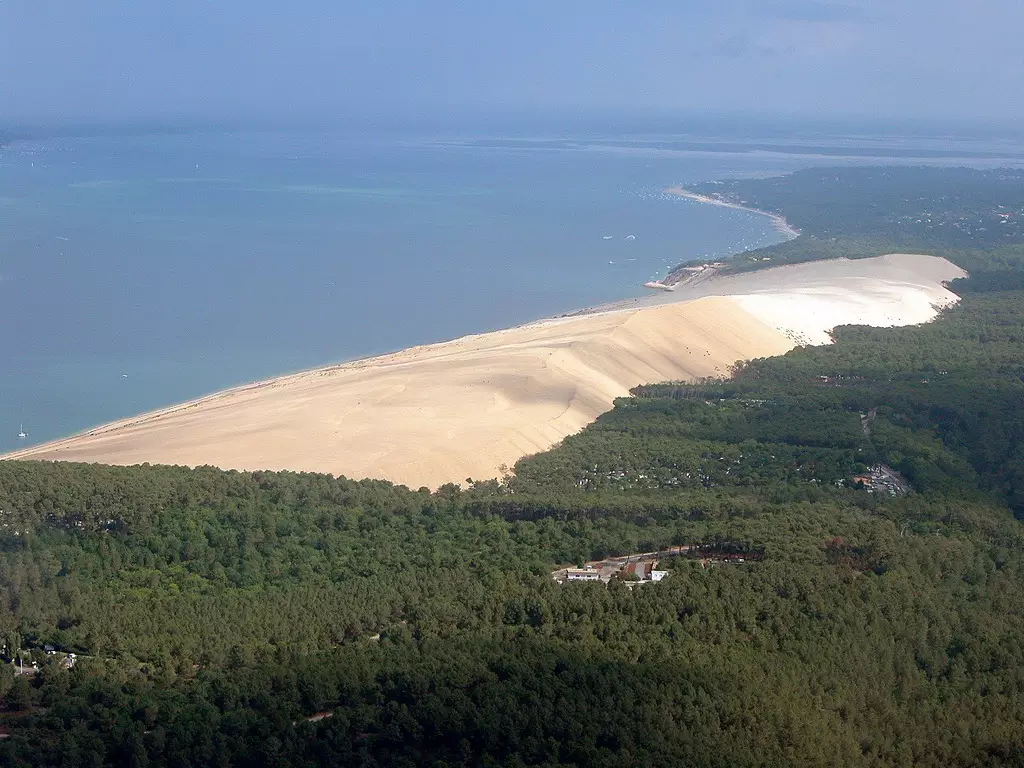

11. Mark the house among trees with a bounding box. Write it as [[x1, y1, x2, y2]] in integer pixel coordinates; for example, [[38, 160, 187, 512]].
[[565, 568, 602, 581], [623, 561, 654, 580]]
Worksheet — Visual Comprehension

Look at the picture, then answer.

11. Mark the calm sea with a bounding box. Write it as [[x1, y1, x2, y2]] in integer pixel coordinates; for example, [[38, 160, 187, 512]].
[[1, 129, 1021, 451]]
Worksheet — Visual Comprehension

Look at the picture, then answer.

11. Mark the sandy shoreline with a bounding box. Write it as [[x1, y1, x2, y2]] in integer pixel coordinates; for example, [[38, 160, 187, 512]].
[[2, 254, 966, 489], [665, 185, 801, 240]]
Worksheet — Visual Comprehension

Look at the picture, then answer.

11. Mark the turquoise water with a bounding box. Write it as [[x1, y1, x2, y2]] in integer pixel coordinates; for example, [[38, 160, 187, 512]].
[[4, 129, 1013, 451]]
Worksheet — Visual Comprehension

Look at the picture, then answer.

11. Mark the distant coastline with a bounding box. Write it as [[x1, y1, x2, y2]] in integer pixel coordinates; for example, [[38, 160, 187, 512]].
[[665, 185, 800, 240], [658, 186, 801, 287]]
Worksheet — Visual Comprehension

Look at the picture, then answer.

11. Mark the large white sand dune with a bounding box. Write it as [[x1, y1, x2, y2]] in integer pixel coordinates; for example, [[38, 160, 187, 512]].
[[2, 254, 966, 488]]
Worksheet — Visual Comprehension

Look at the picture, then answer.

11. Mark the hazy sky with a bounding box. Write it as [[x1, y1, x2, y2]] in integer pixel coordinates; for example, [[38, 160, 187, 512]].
[[2, 0, 1023, 125]]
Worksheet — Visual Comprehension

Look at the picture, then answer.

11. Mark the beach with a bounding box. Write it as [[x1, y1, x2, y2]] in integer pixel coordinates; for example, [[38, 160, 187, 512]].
[[665, 186, 801, 240], [1, 254, 966, 488]]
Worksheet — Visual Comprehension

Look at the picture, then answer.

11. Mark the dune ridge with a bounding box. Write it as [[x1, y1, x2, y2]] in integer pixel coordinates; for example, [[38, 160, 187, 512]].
[[2, 254, 967, 488]]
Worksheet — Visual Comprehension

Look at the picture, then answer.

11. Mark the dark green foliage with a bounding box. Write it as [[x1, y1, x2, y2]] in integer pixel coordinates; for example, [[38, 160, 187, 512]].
[[3, 490, 1024, 766]]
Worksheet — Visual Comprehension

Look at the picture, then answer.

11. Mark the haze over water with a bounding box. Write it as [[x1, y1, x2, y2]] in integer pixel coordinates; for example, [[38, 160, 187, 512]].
[[2, 128, 1023, 452]]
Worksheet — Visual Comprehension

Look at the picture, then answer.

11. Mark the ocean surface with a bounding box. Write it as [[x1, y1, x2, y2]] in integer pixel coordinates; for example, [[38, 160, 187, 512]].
[[2, 128, 1023, 452]]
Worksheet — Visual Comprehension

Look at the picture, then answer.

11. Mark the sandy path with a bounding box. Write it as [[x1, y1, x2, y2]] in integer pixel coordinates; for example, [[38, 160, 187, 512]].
[[2, 254, 966, 488]]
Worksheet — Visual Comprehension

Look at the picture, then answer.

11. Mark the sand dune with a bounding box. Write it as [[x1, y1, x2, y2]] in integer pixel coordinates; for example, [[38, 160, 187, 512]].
[[2, 254, 967, 488]]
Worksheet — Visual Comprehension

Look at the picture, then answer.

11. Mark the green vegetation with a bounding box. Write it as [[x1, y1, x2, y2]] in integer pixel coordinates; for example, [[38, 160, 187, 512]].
[[3, 167, 1024, 766], [684, 166, 1024, 281], [517, 291, 1024, 514]]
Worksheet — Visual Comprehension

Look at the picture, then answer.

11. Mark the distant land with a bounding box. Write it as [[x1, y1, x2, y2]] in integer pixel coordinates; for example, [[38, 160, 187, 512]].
[[458, 136, 1024, 161]]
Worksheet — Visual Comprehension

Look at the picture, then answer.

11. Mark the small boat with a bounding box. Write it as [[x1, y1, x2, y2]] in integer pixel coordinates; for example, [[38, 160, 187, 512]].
[[602, 235, 613, 240], [18, 424, 27, 439], [625, 234, 636, 240]]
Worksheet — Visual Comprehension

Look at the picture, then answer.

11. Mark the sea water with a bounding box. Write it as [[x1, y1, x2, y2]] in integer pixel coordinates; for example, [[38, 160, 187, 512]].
[[0, 129, 1018, 451]]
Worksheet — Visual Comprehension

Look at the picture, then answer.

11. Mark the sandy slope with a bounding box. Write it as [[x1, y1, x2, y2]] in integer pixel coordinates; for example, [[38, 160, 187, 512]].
[[2, 254, 967, 488]]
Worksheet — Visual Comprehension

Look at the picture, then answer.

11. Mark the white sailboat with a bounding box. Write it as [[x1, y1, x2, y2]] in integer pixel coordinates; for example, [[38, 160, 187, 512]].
[[17, 424, 27, 439]]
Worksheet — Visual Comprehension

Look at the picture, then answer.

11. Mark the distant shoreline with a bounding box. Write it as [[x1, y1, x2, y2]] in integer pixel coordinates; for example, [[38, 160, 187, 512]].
[[636, 186, 802, 293], [663, 185, 801, 260], [658, 186, 801, 287]]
